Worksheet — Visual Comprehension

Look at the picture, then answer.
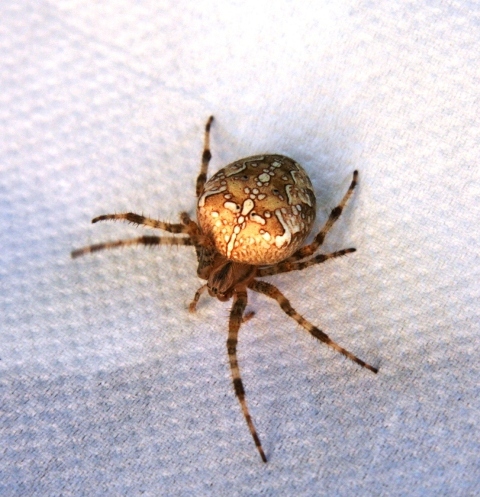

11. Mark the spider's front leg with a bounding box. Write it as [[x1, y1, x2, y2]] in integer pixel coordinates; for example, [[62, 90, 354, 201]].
[[228, 289, 267, 463], [249, 280, 378, 374]]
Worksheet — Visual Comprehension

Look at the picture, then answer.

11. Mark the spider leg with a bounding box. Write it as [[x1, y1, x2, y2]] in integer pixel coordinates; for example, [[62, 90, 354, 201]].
[[189, 284, 208, 312], [178, 212, 204, 240], [249, 280, 378, 374], [228, 289, 267, 462], [257, 248, 356, 277], [196, 116, 214, 197], [178, 211, 217, 274], [91, 213, 190, 234], [71, 235, 192, 258], [286, 170, 358, 262]]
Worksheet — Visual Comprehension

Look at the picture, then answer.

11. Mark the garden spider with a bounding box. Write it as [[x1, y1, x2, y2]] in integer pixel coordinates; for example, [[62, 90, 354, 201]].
[[72, 116, 378, 463]]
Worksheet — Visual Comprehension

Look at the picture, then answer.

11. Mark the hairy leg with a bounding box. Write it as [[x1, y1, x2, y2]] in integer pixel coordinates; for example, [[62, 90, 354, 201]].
[[228, 289, 267, 462], [257, 248, 356, 277], [71, 235, 193, 258], [196, 116, 214, 197], [249, 280, 378, 374], [286, 170, 358, 262], [91, 213, 189, 234]]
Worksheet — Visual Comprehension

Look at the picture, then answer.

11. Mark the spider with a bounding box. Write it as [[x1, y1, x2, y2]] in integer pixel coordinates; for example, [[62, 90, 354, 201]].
[[72, 116, 378, 463]]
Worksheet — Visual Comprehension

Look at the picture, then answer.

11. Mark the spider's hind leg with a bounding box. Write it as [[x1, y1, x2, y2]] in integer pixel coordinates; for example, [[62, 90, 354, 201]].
[[286, 170, 358, 262], [196, 116, 214, 197]]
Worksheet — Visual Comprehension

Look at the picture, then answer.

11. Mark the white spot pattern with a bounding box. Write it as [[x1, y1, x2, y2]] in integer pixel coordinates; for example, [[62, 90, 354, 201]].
[[197, 154, 316, 264]]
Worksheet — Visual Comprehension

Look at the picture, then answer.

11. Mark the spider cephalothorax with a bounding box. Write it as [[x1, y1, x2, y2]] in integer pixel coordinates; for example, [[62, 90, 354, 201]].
[[72, 116, 378, 463]]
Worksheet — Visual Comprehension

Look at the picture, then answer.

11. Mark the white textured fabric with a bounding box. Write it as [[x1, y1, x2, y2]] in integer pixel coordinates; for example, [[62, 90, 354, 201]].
[[1, 1, 479, 495]]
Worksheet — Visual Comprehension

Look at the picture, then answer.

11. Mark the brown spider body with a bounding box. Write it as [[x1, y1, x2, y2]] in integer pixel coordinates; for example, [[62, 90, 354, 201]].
[[72, 116, 378, 463], [197, 155, 316, 265]]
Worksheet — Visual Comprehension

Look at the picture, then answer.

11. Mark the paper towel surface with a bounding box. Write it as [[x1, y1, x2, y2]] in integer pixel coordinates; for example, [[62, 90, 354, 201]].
[[1, 1, 479, 495]]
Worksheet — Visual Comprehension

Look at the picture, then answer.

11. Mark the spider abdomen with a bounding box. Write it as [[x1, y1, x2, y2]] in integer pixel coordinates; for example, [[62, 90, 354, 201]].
[[197, 155, 316, 265]]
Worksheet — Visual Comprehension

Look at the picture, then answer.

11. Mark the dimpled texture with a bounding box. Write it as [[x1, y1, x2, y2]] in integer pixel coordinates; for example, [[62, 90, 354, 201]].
[[197, 155, 316, 264]]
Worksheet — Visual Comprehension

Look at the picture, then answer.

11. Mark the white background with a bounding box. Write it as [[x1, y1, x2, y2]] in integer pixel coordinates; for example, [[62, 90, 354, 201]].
[[1, 1, 479, 495]]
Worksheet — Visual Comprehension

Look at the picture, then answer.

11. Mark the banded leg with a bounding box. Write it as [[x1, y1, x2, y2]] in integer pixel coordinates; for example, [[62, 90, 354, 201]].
[[228, 289, 267, 462], [71, 235, 193, 258], [286, 170, 358, 262], [257, 248, 356, 277], [196, 116, 214, 197], [249, 280, 378, 374], [92, 213, 189, 234]]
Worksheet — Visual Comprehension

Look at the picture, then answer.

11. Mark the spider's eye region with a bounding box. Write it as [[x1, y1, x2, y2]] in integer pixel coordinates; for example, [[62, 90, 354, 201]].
[[197, 155, 316, 265]]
